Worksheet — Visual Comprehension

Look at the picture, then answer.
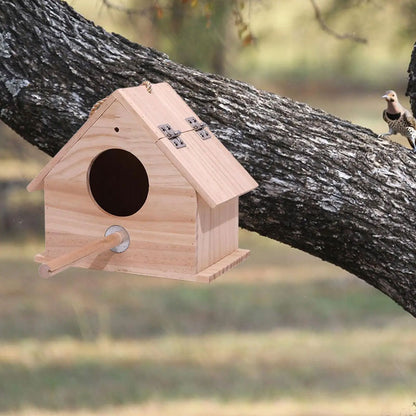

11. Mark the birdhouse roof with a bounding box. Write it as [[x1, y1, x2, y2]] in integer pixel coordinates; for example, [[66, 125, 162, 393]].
[[27, 82, 257, 208]]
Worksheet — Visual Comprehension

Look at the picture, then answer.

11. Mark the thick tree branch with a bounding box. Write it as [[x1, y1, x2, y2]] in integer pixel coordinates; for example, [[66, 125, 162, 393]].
[[1, 0, 416, 317], [406, 42, 416, 117]]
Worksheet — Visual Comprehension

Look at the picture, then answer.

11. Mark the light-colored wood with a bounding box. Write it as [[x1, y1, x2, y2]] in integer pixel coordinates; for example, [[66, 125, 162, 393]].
[[157, 130, 257, 208], [39, 232, 123, 278], [28, 83, 258, 206], [42, 100, 199, 278], [35, 247, 250, 283], [118, 83, 258, 208], [27, 96, 117, 192], [196, 195, 238, 272], [194, 248, 250, 283], [29, 82, 257, 282], [115, 83, 196, 140]]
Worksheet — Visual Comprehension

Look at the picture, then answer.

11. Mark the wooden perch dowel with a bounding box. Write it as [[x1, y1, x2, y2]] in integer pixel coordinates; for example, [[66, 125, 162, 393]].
[[39, 231, 126, 278]]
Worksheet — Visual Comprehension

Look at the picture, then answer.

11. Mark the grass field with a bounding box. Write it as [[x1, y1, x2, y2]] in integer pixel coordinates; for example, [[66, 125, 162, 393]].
[[1, 87, 415, 414], [1, 233, 416, 416], [1, 90, 416, 415], [1, 8, 415, 410]]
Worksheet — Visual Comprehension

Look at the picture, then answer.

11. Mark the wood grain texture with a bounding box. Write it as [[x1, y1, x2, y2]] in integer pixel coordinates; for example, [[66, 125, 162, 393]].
[[41, 100, 199, 279], [39, 231, 124, 278], [26, 96, 117, 192], [115, 83, 193, 140], [29, 83, 258, 209], [5, 0, 416, 314], [196, 195, 239, 272], [157, 130, 257, 208], [118, 83, 258, 208], [195, 248, 250, 282], [36, 96, 250, 281]]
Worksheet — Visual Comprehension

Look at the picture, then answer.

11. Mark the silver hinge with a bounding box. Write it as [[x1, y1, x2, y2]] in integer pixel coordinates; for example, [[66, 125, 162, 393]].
[[158, 124, 186, 149], [185, 117, 211, 140]]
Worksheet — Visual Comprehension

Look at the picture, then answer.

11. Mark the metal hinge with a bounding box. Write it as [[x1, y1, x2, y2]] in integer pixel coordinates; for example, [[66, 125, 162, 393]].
[[158, 124, 186, 149], [185, 117, 211, 140]]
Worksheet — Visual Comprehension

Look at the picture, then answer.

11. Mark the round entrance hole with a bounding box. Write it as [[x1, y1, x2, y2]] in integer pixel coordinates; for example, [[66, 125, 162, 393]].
[[88, 148, 149, 217]]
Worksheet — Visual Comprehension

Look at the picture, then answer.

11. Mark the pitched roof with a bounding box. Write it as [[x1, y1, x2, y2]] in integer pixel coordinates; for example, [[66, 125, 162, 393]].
[[26, 95, 117, 192], [28, 82, 258, 208]]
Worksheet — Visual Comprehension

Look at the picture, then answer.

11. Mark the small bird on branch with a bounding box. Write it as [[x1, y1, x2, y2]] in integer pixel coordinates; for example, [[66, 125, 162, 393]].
[[379, 90, 416, 152]]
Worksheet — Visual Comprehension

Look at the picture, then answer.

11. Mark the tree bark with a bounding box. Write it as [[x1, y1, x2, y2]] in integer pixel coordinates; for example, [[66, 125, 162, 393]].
[[2, 0, 416, 317], [406, 43, 416, 117]]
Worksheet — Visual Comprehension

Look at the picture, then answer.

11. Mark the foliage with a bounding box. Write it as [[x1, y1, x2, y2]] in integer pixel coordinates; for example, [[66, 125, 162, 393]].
[[99, 0, 255, 74], [94, 0, 416, 85]]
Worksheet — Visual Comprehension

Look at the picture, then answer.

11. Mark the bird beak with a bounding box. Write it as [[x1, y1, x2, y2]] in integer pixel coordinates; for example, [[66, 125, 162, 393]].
[[382, 94, 388, 99]]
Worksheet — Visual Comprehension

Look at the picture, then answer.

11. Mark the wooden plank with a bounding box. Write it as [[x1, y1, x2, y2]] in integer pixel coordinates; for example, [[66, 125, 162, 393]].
[[42, 100, 199, 279], [119, 83, 257, 207], [115, 83, 197, 140], [157, 130, 258, 208], [27, 95, 117, 192], [38, 231, 124, 278], [35, 246, 250, 283], [194, 248, 250, 283], [114, 87, 170, 141], [197, 195, 238, 272]]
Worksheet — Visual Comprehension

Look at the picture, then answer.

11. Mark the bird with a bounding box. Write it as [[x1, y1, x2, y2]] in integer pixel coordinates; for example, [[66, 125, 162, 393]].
[[379, 90, 416, 152]]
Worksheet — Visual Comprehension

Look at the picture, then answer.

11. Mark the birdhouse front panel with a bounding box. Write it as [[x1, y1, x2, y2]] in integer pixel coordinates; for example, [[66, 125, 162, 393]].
[[28, 82, 258, 282], [42, 99, 200, 280]]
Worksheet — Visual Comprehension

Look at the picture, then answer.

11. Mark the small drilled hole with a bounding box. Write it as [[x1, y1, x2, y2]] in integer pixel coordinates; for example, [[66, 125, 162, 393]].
[[114, 127, 120, 133]]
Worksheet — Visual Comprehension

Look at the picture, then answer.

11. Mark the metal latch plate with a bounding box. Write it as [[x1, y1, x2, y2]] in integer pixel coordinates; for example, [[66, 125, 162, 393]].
[[185, 117, 211, 140], [158, 124, 186, 149]]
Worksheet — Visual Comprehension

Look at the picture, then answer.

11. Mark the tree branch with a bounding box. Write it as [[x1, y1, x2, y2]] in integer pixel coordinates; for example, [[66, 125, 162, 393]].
[[309, 0, 367, 44], [406, 42, 416, 117], [100, 0, 161, 17], [1, 0, 416, 317]]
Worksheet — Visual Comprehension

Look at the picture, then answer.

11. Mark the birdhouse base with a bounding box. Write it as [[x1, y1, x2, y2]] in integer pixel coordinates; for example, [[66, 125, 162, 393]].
[[34, 248, 250, 283], [194, 248, 250, 283]]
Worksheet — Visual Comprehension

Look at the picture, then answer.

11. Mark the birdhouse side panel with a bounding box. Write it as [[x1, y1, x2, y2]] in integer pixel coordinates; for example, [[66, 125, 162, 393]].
[[41, 101, 199, 279], [196, 195, 239, 272]]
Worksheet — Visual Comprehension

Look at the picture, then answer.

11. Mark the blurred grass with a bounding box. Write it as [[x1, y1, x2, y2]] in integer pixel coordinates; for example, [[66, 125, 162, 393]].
[[0, 330, 415, 409], [0, 398, 414, 416], [2, 2, 416, 415], [1, 87, 415, 416], [0, 242, 410, 341], [1, 236, 416, 415], [1, 91, 415, 416]]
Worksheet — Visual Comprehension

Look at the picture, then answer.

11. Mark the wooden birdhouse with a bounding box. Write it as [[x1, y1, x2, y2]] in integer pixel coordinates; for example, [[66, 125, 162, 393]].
[[27, 82, 258, 282]]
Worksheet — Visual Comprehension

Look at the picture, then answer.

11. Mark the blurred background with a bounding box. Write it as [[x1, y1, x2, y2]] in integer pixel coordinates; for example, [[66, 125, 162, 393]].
[[1, 1, 416, 415]]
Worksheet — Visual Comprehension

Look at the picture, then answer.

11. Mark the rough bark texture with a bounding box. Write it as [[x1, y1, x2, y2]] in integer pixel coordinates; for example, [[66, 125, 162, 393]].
[[2, 0, 416, 316], [406, 42, 416, 117]]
